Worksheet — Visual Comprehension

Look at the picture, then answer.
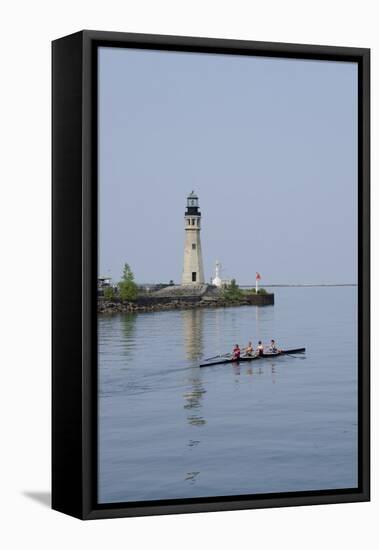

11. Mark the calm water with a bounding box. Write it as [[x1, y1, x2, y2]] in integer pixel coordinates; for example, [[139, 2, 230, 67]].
[[98, 287, 358, 503]]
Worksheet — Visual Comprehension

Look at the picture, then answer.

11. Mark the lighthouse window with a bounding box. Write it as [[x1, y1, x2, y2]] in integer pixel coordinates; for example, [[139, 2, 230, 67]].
[[192, 272, 197, 282], [192, 243, 196, 250], [191, 219, 195, 225], [187, 219, 190, 225]]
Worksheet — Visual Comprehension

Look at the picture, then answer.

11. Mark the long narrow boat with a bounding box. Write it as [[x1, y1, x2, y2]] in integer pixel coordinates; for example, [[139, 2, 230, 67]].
[[199, 348, 306, 368]]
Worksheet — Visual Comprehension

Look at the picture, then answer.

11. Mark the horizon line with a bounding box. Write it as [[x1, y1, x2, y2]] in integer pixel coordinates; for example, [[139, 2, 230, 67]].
[[240, 283, 357, 287]]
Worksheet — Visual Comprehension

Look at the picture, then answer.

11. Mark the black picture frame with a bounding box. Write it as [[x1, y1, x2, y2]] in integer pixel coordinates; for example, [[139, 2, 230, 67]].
[[52, 30, 370, 520]]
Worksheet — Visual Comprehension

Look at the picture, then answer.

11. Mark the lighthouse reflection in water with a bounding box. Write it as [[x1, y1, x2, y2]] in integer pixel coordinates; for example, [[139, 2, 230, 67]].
[[98, 286, 357, 503]]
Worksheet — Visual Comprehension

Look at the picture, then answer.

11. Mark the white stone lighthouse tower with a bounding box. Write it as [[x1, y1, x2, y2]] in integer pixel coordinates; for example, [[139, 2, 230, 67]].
[[182, 191, 205, 285]]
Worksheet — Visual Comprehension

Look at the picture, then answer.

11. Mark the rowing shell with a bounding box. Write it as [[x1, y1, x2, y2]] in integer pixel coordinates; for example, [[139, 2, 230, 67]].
[[199, 348, 306, 368]]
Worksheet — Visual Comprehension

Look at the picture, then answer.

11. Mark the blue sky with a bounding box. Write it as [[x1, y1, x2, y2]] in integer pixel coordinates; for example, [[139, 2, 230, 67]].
[[98, 47, 357, 285]]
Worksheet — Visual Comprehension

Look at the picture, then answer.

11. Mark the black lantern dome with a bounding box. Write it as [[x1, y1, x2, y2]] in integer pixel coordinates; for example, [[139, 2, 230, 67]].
[[185, 191, 201, 216]]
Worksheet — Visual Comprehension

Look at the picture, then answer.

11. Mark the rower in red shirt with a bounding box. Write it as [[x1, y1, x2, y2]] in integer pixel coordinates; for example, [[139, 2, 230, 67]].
[[232, 344, 241, 360]]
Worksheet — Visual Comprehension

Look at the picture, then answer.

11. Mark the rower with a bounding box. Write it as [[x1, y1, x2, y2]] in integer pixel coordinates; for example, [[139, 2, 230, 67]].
[[257, 341, 264, 356], [244, 341, 254, 357], [232, 344, 241, 360], [269, 339, 280, 354]]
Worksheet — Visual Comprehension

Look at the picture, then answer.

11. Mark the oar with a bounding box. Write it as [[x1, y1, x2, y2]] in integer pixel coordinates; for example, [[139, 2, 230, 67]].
[[203, 352, 231, 362], [284, 353, 306, 359]]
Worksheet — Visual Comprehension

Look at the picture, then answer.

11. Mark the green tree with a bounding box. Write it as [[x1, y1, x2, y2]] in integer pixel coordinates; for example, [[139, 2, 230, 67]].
[[103, 286, 115, 300], [222, 278, 243, 301], [119, 263, 138, 301]]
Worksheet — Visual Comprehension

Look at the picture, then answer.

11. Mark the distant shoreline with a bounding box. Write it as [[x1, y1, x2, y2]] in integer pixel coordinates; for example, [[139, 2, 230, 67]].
[[240, 283, 357, 288]]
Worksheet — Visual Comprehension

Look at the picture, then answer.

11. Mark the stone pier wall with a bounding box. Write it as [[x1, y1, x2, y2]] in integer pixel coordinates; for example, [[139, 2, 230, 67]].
[[98, 291, 274, 314], [243, 293, 275, 306]]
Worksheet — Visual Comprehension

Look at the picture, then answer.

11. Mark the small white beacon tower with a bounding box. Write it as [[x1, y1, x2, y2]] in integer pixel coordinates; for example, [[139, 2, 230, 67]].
[[212, 260, 222, 288]]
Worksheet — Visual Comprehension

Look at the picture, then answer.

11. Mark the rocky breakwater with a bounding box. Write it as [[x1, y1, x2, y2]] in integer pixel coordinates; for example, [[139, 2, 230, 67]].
[[98, 284, 274, 314]]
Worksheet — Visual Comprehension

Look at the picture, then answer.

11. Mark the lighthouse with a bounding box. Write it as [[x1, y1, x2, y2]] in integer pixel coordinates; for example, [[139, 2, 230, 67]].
[[182, 191, 205, 285]]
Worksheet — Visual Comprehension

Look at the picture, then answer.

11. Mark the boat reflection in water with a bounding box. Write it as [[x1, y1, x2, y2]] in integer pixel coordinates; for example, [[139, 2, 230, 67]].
[[232, 362, 276, 384]]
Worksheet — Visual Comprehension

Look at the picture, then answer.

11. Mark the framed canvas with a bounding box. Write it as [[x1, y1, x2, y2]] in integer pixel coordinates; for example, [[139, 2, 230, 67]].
[[52, 30, 370, 519]]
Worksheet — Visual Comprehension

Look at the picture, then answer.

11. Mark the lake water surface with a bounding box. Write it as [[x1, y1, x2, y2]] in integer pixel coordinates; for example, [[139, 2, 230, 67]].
[[98, 286, 358, 503]]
